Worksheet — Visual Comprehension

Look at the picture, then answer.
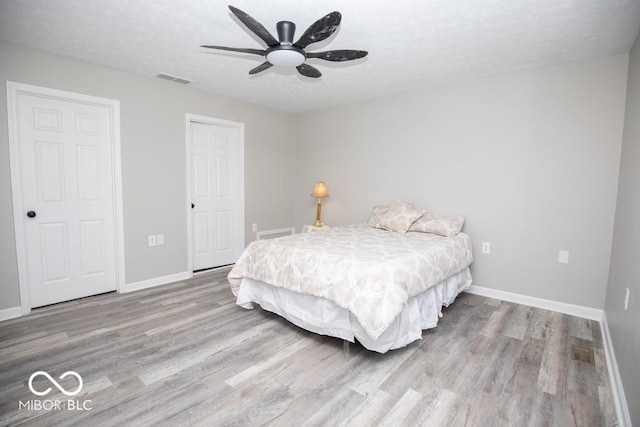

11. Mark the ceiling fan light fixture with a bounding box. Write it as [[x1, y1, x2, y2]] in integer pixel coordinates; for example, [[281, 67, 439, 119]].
[[266, 48, 306, 67]]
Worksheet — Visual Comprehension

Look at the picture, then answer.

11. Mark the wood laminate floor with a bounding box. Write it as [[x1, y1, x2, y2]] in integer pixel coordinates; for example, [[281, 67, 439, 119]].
[[0, 268, 616, 426]]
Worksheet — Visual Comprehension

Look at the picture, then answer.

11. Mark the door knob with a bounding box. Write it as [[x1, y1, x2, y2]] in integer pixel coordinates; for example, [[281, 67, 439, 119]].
[[191, 203, 195, 209], [26, 211, 36, 218]]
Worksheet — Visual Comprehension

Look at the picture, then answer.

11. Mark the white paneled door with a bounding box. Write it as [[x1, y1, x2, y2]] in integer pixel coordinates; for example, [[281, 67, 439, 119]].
[[13, 89, 118, 308], [190, 120, 242, 270]]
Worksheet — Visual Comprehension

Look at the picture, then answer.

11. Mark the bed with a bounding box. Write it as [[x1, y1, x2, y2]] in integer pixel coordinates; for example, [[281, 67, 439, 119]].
[[228, 204, 473, 353]]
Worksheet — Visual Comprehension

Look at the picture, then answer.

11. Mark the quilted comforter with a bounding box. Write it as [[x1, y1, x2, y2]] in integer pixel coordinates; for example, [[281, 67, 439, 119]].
[[228, 224, 473, 340]]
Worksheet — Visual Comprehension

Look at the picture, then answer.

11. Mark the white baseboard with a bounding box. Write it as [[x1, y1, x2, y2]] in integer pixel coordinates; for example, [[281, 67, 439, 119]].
[[600, 313, 632, 427], [121, 271, 191, 293], [465, 285, 604, 321], [0, 306, 22, 322]]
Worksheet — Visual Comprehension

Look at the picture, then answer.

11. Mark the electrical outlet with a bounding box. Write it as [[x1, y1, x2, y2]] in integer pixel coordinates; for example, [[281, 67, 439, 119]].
[[148, 235, 156, 246], [252, 223, 258, 232], [156, 234, 164, 245], [624, 287, 630, 311], [482, 242, 491, 254], [558, 250, 570, 264]]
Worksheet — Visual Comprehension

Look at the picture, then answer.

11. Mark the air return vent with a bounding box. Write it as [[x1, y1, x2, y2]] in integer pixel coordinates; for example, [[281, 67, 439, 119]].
[[156, 73, 192, 85], [570, 345, 595, 365]]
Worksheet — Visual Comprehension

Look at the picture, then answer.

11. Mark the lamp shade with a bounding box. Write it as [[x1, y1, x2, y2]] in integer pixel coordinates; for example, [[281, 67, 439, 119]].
[[310, 181, 329, 198]]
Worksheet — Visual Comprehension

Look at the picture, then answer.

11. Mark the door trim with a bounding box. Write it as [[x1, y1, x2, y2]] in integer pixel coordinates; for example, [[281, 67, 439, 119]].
[[185, 114, 245, 274], [6, 81, 125, 315]]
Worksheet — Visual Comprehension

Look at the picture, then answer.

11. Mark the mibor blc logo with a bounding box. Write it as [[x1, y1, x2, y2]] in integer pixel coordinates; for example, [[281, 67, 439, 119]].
[[20, 370, 92, 412], [28, 371, 83, 396]]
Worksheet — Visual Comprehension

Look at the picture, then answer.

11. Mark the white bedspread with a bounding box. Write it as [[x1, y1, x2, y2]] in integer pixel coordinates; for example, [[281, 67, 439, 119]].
[[228, 224, 473, 340]]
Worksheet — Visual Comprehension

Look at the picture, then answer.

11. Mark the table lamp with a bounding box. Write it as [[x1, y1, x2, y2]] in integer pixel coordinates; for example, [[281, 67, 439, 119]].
[[310, 181, 329, 227]]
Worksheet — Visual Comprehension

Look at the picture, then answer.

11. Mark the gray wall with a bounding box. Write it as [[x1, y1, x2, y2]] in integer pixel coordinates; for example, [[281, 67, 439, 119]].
[[294, 54, 628, 309], [605, 33, 640, 424], [0, 42, 296, 310]]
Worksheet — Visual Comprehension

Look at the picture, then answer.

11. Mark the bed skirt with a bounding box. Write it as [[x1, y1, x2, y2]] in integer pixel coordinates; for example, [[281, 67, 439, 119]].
[[235, 267, 472, 353]]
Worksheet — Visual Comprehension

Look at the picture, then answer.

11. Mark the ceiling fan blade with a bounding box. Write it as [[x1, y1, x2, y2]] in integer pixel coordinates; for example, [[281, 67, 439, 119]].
[[249, 62, 274, 75], [306, 50, 368, 62], [293, 11, 341, 49], [296, 63, 322, 78], [201, 45, 266, 56], [228, 5, 279, 47]]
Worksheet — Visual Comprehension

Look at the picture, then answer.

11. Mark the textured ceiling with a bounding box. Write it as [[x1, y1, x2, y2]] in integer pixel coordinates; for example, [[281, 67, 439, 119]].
[[1, 0, 640, 113]]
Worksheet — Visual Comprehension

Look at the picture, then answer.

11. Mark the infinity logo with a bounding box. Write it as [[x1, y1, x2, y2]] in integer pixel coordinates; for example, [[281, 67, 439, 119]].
[[28, 371, 83, 397]]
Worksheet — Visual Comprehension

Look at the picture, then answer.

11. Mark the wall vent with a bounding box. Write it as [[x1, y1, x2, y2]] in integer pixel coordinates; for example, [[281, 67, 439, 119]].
[[256, 227, 295, 240], [156, 73, 192, 85]]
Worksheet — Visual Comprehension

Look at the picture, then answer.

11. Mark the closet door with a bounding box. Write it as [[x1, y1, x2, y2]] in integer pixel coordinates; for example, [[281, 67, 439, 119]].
[[190, 119, 243, 270], [10, 85, 120, 308]]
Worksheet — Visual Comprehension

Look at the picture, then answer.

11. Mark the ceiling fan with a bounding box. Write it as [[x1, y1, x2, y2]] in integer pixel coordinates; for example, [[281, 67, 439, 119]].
[[201, 5, 368, 78]]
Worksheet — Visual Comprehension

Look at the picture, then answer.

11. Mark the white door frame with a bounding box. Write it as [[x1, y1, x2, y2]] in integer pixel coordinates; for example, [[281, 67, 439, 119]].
[[185, 113, 245, 274], [7, 81, 125, 315]]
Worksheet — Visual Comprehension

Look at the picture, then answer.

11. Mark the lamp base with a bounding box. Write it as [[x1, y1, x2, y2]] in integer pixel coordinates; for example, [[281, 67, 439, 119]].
[[314, 198, 323, 227]]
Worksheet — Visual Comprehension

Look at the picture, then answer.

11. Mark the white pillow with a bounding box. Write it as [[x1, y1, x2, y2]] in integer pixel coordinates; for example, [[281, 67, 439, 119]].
[[408, 212, 465, 237], [367, 201, 425, 233]]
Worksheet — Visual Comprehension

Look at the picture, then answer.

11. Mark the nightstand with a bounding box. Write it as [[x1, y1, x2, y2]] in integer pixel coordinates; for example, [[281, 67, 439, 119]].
[[302, 224, 330, 233]]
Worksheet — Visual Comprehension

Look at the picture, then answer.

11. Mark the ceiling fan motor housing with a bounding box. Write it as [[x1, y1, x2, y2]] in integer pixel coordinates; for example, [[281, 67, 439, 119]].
[[276, 21, 296, 44], [266, 21, 306, 67]]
